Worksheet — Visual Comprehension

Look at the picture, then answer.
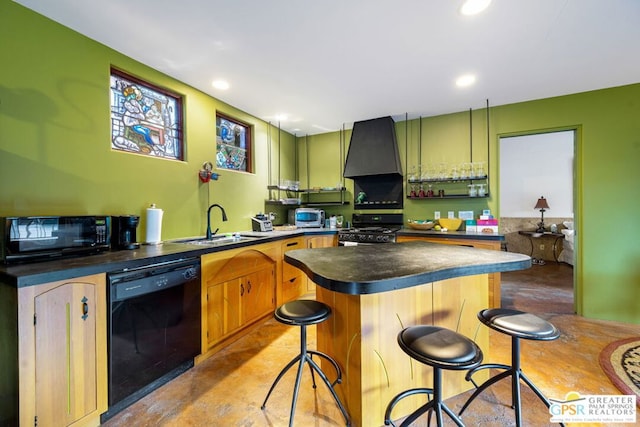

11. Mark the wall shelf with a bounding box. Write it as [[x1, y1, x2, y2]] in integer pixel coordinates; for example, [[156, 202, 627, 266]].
[[406, 102, 492, 202], [266, 186, 349, 207], [406, 193, 490, 200], [408, 175, 488, 184], [267, 129, 349, 208], [408, 175, 488, 199]]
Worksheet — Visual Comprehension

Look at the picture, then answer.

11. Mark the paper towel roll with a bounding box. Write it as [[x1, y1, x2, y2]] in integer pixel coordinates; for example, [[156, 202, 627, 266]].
[[146, 204, 163, 244]]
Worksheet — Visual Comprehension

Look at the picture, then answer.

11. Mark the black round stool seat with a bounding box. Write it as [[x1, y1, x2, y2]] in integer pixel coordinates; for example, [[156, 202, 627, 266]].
[[274, 299, 331, 326], [478, 308, 560, 341], [398, 326, 483, 370]]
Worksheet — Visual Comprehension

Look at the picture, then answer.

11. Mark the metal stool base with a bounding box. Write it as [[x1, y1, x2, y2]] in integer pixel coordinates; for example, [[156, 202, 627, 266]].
[[459, 336, 564, 427], [385, 368, 465, 427], [261, 324, 350, 426]]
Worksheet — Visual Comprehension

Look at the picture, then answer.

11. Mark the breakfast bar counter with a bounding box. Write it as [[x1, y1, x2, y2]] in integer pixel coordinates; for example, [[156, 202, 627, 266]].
[[285, 241, 530, 426]]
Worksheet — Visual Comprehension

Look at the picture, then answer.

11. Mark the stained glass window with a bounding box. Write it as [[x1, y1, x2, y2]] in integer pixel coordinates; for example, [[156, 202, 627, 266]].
[[110, 69, 184, 160], [216, 113, 252, 172]]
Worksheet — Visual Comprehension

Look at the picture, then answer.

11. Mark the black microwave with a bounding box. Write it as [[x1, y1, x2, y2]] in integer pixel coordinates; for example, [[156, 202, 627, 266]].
[[0, 216, 111, 264]]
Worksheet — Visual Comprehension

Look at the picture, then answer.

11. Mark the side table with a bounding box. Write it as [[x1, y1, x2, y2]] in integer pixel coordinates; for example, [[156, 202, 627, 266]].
[[518, 231, 565, 264]]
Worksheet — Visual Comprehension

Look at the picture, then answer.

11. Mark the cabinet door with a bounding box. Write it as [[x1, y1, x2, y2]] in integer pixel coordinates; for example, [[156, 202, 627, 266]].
[[242, 266, 275, 324], [33, 279, 103, 427], [206, 279, 242, 349], [201, 245, 277, 355], [306, 235, 336, 249]]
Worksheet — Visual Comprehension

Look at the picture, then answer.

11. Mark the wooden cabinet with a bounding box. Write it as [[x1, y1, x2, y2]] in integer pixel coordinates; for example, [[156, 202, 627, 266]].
[[304, 234, 336, 292], [201, 244, 277, 358], [16, 274, 107, 427], [396, 234, 502, 307], [280, 237, 307, 303]]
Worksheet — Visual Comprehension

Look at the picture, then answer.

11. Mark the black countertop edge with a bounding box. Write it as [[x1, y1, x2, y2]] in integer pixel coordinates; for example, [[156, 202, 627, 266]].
[[1, 228, 335, 288], [284, 241, 530, 295], [299, 259, 530, 295], [397, 228, 505, 241]]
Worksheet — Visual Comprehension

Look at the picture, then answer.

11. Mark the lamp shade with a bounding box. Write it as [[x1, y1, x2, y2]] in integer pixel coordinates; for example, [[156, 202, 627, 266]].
[[534, 196, 550, 210]]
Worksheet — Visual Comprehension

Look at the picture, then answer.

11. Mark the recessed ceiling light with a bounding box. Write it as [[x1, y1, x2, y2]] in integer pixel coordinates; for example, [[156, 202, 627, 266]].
[[456, 74, 477, 88], [211, 79, 230, 90], [274, 114, 288, 122], [460, 0, 491, 16]]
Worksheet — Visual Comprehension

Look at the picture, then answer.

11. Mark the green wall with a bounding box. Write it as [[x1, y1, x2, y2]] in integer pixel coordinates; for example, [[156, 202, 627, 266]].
[[300, 88, 640, 324], [490, 88, 640, 323], [0, 1, 295, 237], [2, 1, 639, 324]]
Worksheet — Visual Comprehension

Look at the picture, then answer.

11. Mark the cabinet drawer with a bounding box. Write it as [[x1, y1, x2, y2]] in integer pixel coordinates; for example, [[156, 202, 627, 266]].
[[281, 237, 305, 282]]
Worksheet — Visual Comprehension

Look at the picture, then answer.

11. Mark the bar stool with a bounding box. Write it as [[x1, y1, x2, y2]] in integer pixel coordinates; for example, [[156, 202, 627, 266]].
[[261, 299, 350, 426], [459, 308, 563, 427], [384, 325, 483, 427]]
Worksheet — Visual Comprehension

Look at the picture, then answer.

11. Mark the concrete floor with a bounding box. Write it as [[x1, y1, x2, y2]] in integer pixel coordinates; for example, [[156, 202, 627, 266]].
[[102, 263, 639, 426]]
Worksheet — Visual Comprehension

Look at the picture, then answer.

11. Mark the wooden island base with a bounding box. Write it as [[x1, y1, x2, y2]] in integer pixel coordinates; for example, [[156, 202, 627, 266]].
[[314, 274, 490, 427]]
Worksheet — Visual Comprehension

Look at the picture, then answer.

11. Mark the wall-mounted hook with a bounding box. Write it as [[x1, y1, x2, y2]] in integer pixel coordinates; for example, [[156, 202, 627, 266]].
[[199, 161, 219, 183]]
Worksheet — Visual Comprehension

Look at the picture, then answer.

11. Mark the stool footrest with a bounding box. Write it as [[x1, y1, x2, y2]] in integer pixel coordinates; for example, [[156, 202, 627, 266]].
[[460, 368, 514, 415], [465, 363, 511, 386], [307, 349, 342, 386], [384, 388, 433, 426], [400, 400, 465, 427]]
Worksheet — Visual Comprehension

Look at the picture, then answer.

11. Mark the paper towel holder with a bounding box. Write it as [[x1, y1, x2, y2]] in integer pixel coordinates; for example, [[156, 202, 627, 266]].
[[145, 203, 164, 245]]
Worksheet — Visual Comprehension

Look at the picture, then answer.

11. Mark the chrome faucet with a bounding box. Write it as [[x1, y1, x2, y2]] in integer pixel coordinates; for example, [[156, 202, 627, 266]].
[[206, 204, 228, 239]]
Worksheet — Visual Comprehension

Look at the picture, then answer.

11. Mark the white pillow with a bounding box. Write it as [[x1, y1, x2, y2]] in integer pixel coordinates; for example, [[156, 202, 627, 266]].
[[561, 229, 575, 248]]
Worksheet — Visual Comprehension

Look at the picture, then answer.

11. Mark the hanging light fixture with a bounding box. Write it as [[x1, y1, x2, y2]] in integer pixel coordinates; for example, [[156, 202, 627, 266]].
[[534, 196, 550, 233]]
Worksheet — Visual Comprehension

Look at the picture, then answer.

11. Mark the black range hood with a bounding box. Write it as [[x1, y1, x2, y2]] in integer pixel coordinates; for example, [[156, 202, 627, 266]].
[[344, 116, 402, 178], [344, 116, 403, 209]]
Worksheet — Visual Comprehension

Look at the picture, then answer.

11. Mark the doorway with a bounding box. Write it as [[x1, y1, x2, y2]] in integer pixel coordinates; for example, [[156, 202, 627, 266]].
[[499, 130, 576, 309]]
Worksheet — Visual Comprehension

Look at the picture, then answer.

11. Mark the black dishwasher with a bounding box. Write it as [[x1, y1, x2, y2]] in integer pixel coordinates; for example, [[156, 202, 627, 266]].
[[102, 257, 201, 422]]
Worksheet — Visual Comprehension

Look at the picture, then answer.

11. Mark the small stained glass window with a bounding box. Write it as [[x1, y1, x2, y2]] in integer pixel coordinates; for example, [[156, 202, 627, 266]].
[[216, 113, 252, 172], [110, 68, 184, 160]]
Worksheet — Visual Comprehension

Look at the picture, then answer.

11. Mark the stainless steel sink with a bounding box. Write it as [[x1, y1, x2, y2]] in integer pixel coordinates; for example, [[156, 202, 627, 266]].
[[175, 235, 259, 246]]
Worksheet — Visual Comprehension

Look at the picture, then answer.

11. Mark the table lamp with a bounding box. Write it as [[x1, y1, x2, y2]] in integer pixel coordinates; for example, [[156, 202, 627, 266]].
[[534, 196, 549, 233]]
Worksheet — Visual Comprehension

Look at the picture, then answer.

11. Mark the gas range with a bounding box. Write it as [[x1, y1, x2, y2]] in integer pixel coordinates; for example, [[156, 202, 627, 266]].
[[338, 213, 403, 245]]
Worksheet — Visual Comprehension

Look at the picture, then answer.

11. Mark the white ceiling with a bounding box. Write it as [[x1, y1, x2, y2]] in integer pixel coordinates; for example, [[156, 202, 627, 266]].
[[15, 0, 640, 135]]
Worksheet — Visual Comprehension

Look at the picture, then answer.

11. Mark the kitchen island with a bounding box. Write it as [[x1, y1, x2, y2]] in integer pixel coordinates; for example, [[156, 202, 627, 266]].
[[285, 241, 530, 427]]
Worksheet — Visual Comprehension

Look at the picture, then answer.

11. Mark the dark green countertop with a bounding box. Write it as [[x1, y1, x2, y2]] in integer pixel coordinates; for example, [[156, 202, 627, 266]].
[[0, 228, 334, 288], [285, 240, 530, 295]]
